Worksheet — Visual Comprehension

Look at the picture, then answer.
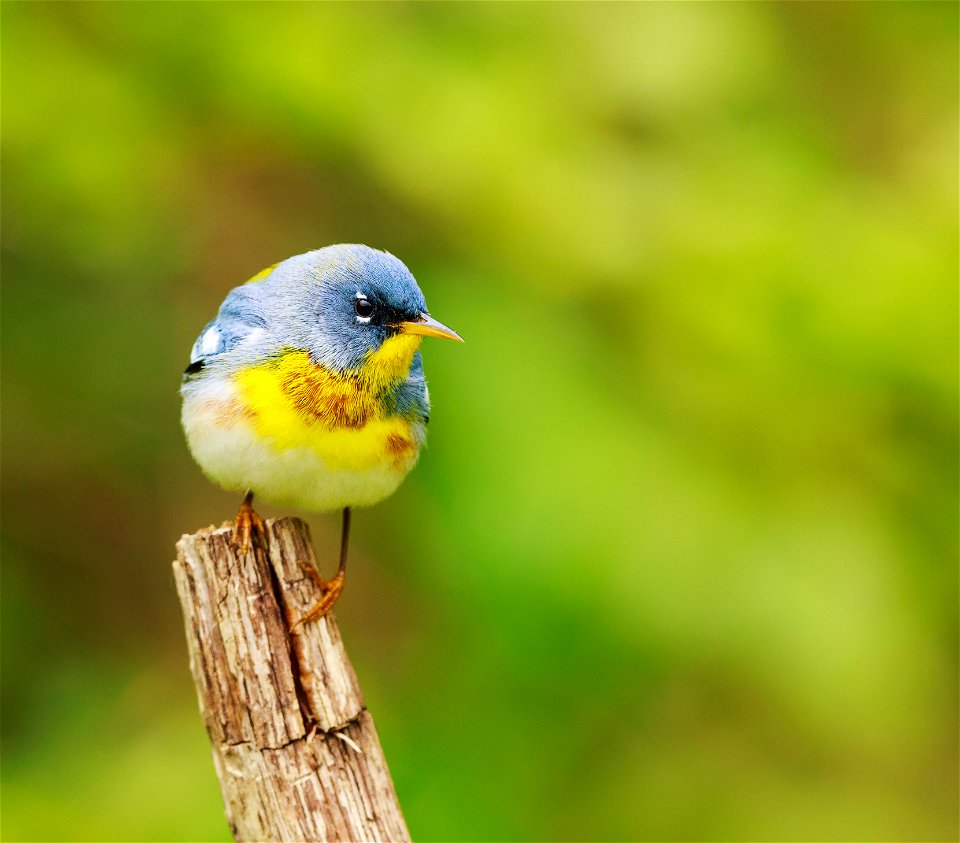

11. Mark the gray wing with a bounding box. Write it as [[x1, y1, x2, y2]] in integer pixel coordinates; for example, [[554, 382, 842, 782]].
[[184, 284, 268, 378]]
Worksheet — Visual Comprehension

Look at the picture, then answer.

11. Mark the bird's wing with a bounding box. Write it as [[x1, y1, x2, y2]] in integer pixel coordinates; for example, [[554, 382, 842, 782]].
[[184, 284, 268, 377]]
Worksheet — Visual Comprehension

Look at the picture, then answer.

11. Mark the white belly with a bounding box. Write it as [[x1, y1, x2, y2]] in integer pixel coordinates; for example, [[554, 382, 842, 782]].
[[181, 379, 421, 512]]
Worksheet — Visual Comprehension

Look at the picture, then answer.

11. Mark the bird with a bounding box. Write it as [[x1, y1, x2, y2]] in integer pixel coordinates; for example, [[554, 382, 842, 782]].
[[181, 244, 462, 627]]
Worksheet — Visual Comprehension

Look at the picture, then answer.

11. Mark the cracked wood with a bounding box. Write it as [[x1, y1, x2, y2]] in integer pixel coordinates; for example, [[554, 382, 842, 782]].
[[173, 517, 410, 842]]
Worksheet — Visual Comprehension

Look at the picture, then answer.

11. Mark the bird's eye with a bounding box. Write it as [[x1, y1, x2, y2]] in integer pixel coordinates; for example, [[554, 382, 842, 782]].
[[354, 298, 374, 319]]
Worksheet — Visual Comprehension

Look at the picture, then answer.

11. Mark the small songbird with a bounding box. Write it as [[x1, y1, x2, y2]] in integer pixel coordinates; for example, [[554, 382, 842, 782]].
[[181, 244, 462, 625]]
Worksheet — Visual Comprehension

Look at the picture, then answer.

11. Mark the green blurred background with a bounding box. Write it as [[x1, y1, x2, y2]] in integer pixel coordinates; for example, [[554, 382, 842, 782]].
[[2, 2, 957, 841]]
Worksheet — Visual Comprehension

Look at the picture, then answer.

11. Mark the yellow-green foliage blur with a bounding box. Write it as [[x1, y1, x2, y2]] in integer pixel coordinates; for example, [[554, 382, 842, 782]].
[[2, 3, 957, 841]]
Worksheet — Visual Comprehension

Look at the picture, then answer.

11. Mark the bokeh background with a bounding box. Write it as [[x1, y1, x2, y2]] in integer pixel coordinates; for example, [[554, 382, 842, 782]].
[[2, 2, 957, 841]]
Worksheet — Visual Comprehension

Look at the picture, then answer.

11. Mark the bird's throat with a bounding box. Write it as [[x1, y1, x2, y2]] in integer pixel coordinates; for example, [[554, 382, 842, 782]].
[[360, 332, 423, 393]]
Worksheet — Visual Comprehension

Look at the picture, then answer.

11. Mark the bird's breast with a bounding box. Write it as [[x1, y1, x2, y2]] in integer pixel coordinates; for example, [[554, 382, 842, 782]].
[[230, 345, 424, 473]]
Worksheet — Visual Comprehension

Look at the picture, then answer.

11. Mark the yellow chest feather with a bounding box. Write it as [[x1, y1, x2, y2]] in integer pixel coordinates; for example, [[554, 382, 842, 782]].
[[231, 335, 423, 473]]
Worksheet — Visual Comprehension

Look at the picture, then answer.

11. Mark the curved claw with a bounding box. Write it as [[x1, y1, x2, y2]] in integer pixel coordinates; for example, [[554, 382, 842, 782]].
[[230, 492, 267, 556], [290, 563, 345, 632]]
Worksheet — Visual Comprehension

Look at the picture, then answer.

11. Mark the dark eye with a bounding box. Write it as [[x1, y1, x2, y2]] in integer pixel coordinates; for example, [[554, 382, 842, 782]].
[[354, 298, 374, 318]]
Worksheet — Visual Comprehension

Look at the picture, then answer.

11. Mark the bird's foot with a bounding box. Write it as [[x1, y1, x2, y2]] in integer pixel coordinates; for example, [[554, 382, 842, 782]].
[[290, 561, 345, 632], [230, 493, 267, 556]]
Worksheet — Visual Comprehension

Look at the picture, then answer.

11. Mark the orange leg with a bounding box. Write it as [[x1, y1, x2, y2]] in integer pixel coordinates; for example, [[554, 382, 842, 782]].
[[230, 490, 267, 556], [291, 507, 350, 631]]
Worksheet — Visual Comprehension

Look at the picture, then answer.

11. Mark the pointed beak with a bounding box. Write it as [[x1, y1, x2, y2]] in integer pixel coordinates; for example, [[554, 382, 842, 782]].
[[397, 313, 464, 342]]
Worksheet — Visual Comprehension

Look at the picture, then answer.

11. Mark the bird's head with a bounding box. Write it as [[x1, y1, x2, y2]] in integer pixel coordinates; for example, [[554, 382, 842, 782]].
[[264, 244, 462, 378]]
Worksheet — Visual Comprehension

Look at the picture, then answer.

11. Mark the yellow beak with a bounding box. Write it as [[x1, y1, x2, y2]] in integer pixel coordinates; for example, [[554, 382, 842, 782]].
[[398, 313, 464, 342]]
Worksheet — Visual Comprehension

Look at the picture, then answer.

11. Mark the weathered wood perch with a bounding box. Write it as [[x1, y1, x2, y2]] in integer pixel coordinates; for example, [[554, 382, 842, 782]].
[[173, 517, 410, 843]]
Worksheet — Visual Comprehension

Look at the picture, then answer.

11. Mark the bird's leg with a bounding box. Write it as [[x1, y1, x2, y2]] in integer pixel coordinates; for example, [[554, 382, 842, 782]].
[[230, 490, 267, 556], [291, 507, 350, 631]]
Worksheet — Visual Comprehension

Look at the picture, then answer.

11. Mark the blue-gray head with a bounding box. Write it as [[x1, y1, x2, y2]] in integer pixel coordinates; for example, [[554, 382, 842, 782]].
[[248, 244, 461, 372]]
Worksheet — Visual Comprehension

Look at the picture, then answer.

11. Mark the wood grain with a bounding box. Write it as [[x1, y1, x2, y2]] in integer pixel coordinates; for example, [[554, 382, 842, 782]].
[[173, 517, 410, 842]]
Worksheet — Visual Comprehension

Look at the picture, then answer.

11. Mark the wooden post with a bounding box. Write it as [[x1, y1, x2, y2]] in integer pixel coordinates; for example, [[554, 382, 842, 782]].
[[172, 517, 410, 843]]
